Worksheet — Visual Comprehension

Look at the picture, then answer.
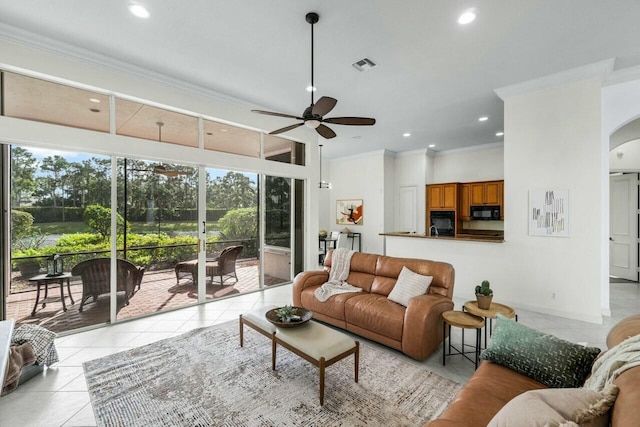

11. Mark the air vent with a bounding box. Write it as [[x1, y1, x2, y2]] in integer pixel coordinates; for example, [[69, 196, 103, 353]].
[[352, 58, 377, 72]]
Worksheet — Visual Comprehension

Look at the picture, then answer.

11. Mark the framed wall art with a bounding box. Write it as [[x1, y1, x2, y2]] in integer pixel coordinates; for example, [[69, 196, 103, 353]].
[[529, 189, 569, 237], [336, 199, 363, 225]]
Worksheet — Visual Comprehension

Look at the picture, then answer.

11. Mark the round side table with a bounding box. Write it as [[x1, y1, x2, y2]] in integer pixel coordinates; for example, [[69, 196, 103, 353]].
[[463, 301, 517, 348], [442, 310, 485, 369]]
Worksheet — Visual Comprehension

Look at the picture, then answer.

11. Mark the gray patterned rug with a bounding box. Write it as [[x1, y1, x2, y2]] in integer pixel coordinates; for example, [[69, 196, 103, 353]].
[[83, 320, 460, 427]]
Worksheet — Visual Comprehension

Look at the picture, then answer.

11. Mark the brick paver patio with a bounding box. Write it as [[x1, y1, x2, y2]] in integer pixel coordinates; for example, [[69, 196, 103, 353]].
[[6, 260, 287, 334]]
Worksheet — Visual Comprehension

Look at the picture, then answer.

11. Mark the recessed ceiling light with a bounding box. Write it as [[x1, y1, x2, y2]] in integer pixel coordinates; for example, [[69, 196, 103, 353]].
[[496, 131, 504, 136], [89, 98, 101, 103], [306, 85, 316, 92], [403, 132, 411, 137], [428, 144, 436, 148], [458, 9, 476, 25], [129, 3, 150, 19], [478, 116, 488, 122]]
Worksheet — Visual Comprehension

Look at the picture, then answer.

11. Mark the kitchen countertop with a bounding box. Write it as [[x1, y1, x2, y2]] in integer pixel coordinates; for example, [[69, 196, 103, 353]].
[[380, 232, 505, 243]]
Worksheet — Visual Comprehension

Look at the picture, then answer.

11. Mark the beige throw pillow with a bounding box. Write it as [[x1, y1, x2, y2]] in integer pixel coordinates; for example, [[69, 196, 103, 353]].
[[387, 266, 432, 307], [487, 384, 619, 427]]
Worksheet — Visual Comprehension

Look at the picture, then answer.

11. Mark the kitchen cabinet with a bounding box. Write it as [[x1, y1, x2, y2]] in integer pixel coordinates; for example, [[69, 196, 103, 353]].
[[426, 183, 458, 210], [470, 181, 502, 206], [459, 184, 471, 221]]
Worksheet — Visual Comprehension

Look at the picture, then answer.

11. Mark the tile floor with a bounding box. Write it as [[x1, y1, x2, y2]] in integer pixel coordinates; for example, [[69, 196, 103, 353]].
[[0, 281, 637, 427]]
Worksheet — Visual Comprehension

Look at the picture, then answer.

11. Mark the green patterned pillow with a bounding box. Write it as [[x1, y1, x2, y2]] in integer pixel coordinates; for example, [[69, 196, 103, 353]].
[[480, 314, 601, 388]]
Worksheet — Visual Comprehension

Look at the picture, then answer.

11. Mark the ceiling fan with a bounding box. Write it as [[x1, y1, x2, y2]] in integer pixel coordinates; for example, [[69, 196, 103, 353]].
[[252, 12, 375, 139]]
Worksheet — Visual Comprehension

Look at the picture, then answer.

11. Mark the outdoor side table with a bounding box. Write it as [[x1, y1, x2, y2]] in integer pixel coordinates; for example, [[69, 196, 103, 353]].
[[29, 272, 75, 316], [463, 301, 517, 348], [442, 310, 485, 369]]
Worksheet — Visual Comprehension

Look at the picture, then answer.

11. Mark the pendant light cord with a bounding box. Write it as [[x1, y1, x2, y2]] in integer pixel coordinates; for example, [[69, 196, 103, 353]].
[[310, 20, 314, 106]]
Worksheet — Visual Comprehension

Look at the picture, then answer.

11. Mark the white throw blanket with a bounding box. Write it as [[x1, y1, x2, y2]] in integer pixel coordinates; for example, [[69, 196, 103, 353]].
[[314, 248, 361, 302], [583, 333, 640, 391]]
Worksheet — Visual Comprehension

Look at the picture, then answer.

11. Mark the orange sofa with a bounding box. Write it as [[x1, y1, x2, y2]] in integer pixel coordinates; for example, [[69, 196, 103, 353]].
[[292, 250, 455, 360], [427, 314, 640, 426]]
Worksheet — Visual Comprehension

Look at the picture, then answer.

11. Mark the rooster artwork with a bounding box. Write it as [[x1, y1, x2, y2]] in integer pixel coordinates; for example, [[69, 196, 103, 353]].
[[336, 200, 363, 225]]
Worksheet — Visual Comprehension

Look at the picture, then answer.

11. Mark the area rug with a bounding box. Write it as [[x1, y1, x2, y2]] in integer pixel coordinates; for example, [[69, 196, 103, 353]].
[[83, 320, 460, 427]]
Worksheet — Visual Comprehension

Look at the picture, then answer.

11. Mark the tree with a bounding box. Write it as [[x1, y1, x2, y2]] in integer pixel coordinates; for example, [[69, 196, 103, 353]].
[[83, 204, 127, 239], [208, 172, 257, 209], [39, 155, 70, 219], [10, 147, 37, 207], [218, 207, 258, 240]]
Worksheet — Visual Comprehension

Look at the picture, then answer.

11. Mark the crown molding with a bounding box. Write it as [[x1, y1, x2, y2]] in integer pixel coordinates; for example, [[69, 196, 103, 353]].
[[495, 58, 615, 100], [433, 142, 504, 157], [396, 148, 429, 157], [331, 149, 393, 162]]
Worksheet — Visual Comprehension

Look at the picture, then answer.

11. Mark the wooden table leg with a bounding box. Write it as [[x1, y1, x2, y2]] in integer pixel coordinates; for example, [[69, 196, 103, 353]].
[[271, 332, 277, 370], [31, 282, 42, 316], [354, 341, 359, 383], [319, 357, 326, 406], [239, 315, 244, 347], [42, 283, 48, 308]]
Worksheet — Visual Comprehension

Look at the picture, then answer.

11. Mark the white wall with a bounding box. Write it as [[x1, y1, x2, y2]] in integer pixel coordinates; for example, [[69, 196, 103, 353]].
[[432, 144, 504, 183], [328, 151, 388, 254], [610, 138, 640, 170]]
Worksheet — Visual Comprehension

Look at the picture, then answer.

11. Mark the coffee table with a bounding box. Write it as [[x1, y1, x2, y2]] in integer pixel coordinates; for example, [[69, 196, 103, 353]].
[[272, 321, 359, 406], [463, 300, 517, 348]]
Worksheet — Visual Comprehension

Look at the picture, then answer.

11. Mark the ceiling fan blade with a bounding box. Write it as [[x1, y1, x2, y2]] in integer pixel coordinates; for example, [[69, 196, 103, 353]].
[[323, 117, 376, 126], [316, 124, 337, 139], [251, 110, 303, 120], [312, 97, 337, 117], [269, 122, 305, 135]]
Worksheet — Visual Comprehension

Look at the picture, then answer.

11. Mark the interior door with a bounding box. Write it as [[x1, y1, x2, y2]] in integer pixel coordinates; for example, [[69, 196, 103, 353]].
[[610, 173, 639, 281]]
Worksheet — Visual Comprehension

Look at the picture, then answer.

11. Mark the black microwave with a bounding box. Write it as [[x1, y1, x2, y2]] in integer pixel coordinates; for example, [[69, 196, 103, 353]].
[[471, 206, 500, 220]]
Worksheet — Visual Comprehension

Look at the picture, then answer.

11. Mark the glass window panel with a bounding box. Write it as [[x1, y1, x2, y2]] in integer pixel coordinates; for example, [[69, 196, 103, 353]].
[[116, 158, 199, 320], [203, 120, 260, 158], [115, 99, 198, 147], [8, 145, 112, 333], [205, 168, 259, 299], [263, 135, 305, 165], [2, 72, 110, 132]]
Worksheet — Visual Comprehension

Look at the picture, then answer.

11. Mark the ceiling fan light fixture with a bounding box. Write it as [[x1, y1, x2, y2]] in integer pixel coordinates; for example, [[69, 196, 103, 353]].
[[305, 119, 321, 129]]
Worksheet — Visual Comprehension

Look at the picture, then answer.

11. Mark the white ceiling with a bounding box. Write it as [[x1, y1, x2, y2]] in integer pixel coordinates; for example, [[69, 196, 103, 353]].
[[1, 0, 640, 159]]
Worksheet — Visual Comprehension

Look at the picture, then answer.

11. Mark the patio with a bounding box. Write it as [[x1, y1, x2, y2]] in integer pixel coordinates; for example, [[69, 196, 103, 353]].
[[6, 259, 286, 334]]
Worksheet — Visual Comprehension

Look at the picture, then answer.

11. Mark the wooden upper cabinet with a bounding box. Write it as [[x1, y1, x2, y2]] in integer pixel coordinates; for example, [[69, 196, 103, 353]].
[[459, 184, 471, 220], [470, 180, 503, 206], [426, 183, 458, 210]]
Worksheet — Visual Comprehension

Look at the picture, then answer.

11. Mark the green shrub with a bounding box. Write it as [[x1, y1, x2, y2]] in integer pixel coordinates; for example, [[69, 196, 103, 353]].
[[11, 210, 35, 243], [83, 205, 127, 239]]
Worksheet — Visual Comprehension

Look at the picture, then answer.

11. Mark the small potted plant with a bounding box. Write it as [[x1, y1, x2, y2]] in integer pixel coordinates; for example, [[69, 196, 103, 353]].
[[475, 280, 493, 310], [275, 305, 301, 323]]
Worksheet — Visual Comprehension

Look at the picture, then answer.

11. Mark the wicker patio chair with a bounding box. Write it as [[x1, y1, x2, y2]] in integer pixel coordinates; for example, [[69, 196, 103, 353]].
[[71, 258, 145, 312], [206, 245, 243, 285]]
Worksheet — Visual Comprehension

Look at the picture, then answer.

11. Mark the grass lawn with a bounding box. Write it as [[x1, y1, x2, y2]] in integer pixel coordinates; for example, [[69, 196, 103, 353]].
[[37, 221, 203, 234]]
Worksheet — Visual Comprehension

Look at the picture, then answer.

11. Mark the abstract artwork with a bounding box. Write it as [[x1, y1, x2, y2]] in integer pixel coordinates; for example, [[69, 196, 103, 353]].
[[529, 189, 569, 237], [336, 199, 363, 225]]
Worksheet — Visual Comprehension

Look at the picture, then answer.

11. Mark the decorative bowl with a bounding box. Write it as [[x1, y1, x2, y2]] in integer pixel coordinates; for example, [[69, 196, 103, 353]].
[[265, 307, 313, 328]]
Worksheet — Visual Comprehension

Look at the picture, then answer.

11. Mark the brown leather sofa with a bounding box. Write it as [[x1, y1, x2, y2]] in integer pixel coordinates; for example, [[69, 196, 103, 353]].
[[292, 250, 455, 360], [427, 314, 640, 426]]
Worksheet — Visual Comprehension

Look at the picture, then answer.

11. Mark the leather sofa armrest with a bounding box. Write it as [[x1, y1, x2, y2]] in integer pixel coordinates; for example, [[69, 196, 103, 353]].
[[402, 294, 454, 360], [292, 270, 329, 306]]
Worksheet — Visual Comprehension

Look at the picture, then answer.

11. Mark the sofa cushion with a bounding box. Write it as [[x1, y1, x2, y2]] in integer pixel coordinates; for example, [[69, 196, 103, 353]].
[[487, 384, 619, 427], [345, 294, 405, 341], [481, 315, 601, 388], [387, 266, 432, 307], [299, 286, 361, 321], [372, 255, 454, 297]]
